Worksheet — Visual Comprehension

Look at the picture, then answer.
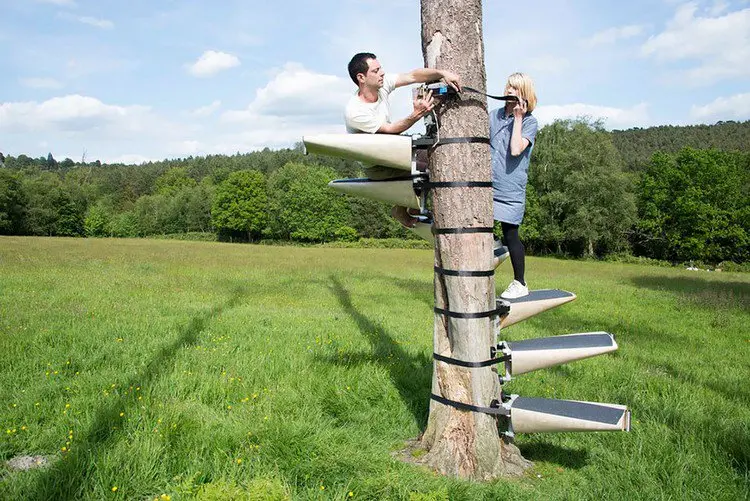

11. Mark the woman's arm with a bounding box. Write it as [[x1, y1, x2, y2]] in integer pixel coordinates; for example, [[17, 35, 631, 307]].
[[509, 100, 531, 156]]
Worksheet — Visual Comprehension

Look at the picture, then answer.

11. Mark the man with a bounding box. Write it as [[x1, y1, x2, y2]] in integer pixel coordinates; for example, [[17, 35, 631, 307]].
[[344, 52, 461, 227]]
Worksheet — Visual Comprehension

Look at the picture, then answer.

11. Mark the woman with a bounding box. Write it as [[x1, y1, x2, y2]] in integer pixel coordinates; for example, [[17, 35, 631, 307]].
[[490, 73, 538, 299]]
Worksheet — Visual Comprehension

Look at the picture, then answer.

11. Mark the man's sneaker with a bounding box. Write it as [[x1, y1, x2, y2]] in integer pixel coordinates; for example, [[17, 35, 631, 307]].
[[390, 205, 417, 228], [501, 280, 529, 299], [493, 243, 509, 268]]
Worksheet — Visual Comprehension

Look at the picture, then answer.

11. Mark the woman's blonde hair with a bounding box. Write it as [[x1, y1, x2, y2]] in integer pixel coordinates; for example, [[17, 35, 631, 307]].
[[505, 72, 537, 112]]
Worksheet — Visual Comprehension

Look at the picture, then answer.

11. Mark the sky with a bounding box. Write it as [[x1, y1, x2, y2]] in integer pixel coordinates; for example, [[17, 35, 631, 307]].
[[1, 0, 749, 164]]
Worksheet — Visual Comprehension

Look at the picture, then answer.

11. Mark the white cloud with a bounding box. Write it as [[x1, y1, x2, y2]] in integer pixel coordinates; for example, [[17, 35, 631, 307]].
[[642, 3, 750, 83], [690, 92, 750, 122], [75, 16, 114, 29], [190, 100, 222, 117], [582, 24, 647, 47], [0, 95, 193, 142], [187, 50, 240, 78], [20, 77, 63, 89], [534, 102, 650, 130], [164, 140, 204, 157], [222, 62, 351, 122], [202, 119, 344, 155]]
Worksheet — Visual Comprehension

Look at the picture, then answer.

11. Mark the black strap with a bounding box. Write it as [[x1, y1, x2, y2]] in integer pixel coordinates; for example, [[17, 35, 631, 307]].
[[434, 137, 490, 147], [424, 181, 492, 189], [463, 86, 521, 103], [434, 266, 493, 277], [432, 226, 494, 235], [434, 305, 509, 319], [431, 394, 509, 416], [433, 352, 510, 368]]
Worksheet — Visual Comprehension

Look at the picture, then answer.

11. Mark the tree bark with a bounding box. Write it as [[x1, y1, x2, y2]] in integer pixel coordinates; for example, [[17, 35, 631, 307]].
[[419, 0, 530, 479]]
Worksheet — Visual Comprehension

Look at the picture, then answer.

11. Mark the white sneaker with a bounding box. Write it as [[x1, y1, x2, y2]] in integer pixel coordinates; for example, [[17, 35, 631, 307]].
[[493, 241, 509, 269], [501, 280, 529, 299]]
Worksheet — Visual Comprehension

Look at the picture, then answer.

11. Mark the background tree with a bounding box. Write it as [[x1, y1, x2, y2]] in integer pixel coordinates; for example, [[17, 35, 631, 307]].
[[84, 200, 113, 237], [346, 197, 411, 239], [211, 169, 268, 241], [612, 120, 750, 171], [530, 119, 636, 256], [132, 195, 167, 236], [23, 172, 85, 236], [154, 167, 197, 197], [635, 148, 749, 263], [0, 170, 27, 235], [266, 163, 352, 242], [45, 152, 58, 171], [420, 0, 528, 479]]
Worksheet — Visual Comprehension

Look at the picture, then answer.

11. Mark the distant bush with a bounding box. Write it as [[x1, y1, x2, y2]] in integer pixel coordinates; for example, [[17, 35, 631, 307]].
[[602, 252, 675, 268], [148, 232, 217, 241], [322, 238, 431, 249], [716, 261, 750, 273]]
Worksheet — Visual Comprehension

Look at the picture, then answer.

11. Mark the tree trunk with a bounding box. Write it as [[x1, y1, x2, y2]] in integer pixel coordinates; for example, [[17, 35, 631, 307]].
[[419, 0, 530, 479]]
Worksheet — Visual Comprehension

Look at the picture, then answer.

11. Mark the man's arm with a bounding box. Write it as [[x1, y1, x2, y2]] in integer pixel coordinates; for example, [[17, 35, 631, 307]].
[[376, 89, 435, 134], [395, 68, 461, 91]]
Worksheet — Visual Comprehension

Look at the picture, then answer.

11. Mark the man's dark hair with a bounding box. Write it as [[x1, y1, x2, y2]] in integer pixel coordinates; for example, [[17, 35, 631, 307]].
[[348, 52, 376, 85]]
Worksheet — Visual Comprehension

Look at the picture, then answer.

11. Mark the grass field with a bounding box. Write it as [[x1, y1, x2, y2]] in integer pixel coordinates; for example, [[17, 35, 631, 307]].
[[0, 237, 748, 500]]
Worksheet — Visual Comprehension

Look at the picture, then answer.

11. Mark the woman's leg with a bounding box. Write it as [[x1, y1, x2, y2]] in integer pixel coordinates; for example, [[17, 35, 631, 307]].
[[501, 222, 525, 285]]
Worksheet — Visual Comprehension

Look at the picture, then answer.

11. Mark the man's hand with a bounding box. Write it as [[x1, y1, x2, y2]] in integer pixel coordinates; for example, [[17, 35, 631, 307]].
[[412, 89, 435, 119], [440, 70, 462, 92]]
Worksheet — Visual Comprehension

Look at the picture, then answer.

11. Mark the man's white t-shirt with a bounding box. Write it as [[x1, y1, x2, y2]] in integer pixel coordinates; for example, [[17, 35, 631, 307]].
[[344, 73, 398, 133]]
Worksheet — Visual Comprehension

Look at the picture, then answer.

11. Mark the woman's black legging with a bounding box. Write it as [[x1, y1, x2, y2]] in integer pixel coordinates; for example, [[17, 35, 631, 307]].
[[501, 222, 525, 285]]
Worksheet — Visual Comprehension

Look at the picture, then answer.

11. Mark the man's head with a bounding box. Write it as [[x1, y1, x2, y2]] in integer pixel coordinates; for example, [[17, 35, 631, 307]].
[[347, 52, 383, 89]]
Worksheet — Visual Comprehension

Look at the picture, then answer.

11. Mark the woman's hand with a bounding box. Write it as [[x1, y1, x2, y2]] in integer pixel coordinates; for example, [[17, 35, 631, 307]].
[[512, 97, 527, 120]]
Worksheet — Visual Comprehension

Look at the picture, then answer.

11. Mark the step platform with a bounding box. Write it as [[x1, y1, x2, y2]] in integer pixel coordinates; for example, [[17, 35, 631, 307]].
[[506, 396, 630, 433], [409, 215, 434, 242], [498, 289, 576, 329], [499, 332, 618, 378], [328, 177, 423, 210], [304, 133, 413, 171]]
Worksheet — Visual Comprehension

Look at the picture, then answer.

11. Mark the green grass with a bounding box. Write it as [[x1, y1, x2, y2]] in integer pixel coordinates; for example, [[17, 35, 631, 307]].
[[0, 236, 748, 500]]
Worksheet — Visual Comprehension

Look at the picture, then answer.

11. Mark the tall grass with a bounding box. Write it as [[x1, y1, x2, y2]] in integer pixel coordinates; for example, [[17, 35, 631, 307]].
[[0, 237, 748, 500]]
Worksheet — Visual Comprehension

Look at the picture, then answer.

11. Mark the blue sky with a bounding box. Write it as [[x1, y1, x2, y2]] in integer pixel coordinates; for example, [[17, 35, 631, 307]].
[[1, 0, 749, 164]]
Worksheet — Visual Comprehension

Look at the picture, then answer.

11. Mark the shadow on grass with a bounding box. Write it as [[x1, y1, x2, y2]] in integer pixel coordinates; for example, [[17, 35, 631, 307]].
[[517, 441, 589, 469], [26, 286, 249, 501], [389, 277, 433, 309], [631, 275, 750, 311], [317, 276, 432, 428]]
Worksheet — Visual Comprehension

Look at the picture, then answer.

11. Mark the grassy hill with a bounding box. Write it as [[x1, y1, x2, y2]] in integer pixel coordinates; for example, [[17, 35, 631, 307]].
[[1, 237, 748, 500]]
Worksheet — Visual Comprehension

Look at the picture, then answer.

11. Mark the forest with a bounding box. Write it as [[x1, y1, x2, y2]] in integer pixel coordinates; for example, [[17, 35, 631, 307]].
[[1, 119, 748, 266]]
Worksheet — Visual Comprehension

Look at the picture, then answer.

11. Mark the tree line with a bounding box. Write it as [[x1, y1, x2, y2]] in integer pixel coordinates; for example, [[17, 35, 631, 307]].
[[1, 119, 748, 265]]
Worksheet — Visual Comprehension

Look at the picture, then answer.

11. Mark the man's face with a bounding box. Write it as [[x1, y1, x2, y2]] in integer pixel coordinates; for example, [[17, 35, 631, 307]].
[[359, 58, 384, 89]]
